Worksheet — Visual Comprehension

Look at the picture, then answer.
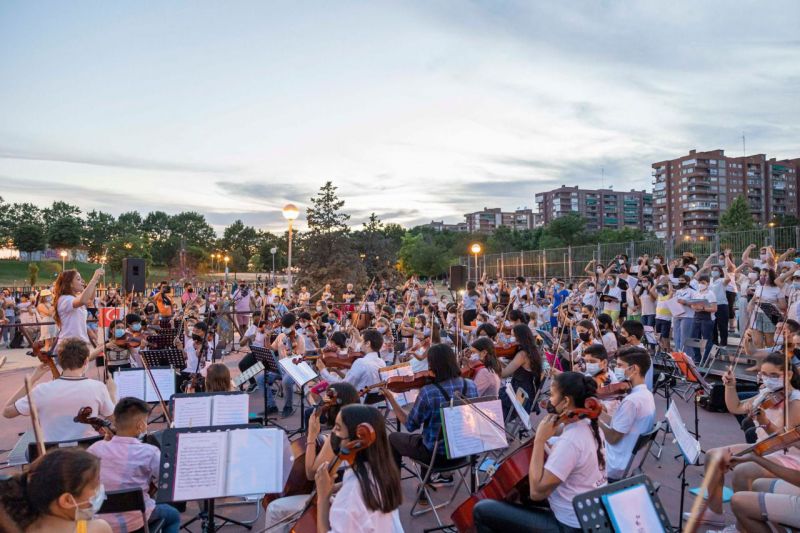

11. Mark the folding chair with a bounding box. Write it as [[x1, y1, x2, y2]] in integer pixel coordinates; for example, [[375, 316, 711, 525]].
[[699, 345, 721, 378], [98, 488, 165, 533], [409, 436, 473, 527], [683, 338, 705, 365], [618, 421, 664, 481]]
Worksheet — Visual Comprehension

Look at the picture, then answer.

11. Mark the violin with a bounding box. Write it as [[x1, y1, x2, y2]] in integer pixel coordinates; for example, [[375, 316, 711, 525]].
[[290, 422, 378, 533], [358, 370, 435, 396], [735, 424, 800, 457], [495, 342, 518, 358], [30, 335, 59, 379], [750, 389, 785, 418], [298, 350, 366, 370], [113, 331, 147, 350], [461, 360, 485, 380], [595, 381, 632, 400], [74, 406, 114, 437]]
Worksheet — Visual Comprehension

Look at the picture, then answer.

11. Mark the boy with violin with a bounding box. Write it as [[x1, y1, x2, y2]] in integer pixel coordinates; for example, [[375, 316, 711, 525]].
[[103, 319, 134, 373], [88, 397, 181, 533], [598, 346, 655, 483], [691, 348, 800, 529]]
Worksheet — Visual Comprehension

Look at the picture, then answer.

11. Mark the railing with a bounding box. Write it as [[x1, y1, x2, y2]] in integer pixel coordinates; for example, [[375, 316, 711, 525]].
[[461, 225, 800, 283]]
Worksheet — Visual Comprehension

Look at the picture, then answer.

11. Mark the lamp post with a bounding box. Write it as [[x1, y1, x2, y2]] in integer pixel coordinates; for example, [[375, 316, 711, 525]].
[[211, 253, 216, 272], [470, 243, 482, 281], [270, 247, 277, 287], [60, 250, 67, 271], [282, 203, 299, 297], [224, 255, 230, 283]]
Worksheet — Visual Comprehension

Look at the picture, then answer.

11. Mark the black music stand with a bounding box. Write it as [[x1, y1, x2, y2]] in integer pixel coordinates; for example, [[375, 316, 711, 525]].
[[146, 332, 178, 350], [156, 424, 261, 533], [573, 474, 671, 532], [250, 347, 287, 432], [141, 349, 186, 371]]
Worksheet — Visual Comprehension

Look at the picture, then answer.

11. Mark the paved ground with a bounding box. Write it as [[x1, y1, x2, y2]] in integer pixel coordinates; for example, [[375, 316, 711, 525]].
[[0, 345, 743, 532]]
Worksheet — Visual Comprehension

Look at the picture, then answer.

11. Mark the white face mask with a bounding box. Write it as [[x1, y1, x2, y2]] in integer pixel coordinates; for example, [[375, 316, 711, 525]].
[[748, 273, 759, 282], [760, 253, 769, 261], [70, 484, 106, 521], [377, 326, 387, 334], [653, 258, 661, 265], [614, 367, 628, 381], [698, 283, 708, 291], [469, 351, 481, 362], [762, 376, 784, 392], [585, 362, 602, 376]]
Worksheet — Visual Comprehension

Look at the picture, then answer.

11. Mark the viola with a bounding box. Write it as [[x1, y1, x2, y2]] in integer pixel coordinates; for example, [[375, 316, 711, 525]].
[[358, 370, 435, 396], [29, 334, 59, 379], [300, 350, 366, 370], [74, 406, 115, 437], [736, 425, 800, 458], [595, 381, 632, 400], [290, 422, 377, 533]]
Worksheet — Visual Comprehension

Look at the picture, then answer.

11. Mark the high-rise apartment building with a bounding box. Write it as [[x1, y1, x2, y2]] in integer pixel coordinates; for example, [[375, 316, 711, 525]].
[[651, 149, 799, 239], [534, 186, 653, 232], [464, 208, 538, 233]]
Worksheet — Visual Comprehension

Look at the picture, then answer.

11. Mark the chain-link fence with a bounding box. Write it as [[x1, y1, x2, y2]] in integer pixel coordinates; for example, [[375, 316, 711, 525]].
[[461, 225, 800, 283]]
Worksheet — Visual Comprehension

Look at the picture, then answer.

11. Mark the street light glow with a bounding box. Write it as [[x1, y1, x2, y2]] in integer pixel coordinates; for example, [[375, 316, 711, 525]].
[[282, 203, 299, 221], [470, 243, 482, 255]]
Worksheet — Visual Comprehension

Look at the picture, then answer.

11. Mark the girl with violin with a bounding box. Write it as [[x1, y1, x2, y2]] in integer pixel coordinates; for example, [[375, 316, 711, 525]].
[[597, 313, 619, 360], [54, 267, 105, 349], [472, 371, 606, 532], [313, 404, 403, 533], [570, 319, 602, 362], [694, 351, 800, 528], [499, 324, 543, 418], [466, 337, 501, 397], [0, 448, 111, 533], [103, 319, 135, 373]]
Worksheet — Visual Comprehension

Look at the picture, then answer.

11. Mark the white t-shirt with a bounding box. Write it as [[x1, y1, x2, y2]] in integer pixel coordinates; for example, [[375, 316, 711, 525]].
[[691, 288, 717, 319], [329, 468, 404, 533], [606, 384, 656, 479], [244, 325, 268, 348], [601, 286, 622, 312], [639, 290, 656, 316], [15, 377, 115, 442], [754, 284, 781, 304], [675, 287, 695, 319], [582, 290, 599, 309], [342, 352, 386, 394], [56, 295, 89, 347], [545, 419, 607, 528]]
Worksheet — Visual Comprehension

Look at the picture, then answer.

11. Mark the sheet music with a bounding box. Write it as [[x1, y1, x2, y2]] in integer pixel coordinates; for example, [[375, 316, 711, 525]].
[[666, 402, 700, 465], [442, 399, 507, 458], [173, 431, 227, 501], [504, 382, 532, 430], [279, 356, 318, 386], [665, 297, 685, 317], [115, 369, 146, 401], [379, 363, 418, 407], [145, 368, 176, 403], [173, 395, 212, 428], [211, 393, 249, 426], [226, 428, 284, 495], [602, 483, 665, 533], [233, 361, 264, 387]]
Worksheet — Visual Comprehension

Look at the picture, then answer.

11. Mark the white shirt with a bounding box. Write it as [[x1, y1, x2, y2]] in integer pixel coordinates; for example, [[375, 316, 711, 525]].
[[328, 468, 404, 533], [601, 331, 618, 358], [606, 384, 656, 479], [601, 286, 622, 312], [56, 295, 89, 347], [15, 376, 114, 442], [545, 419, 607, 528], [754, 284, 781, 304], [582, 290, 599, 309], [341, 352, 386, 394], [510, 287, 530, 309], [244, 325, 267, 348], [182, 333, 219, 374], [675, 287, 695, 318]]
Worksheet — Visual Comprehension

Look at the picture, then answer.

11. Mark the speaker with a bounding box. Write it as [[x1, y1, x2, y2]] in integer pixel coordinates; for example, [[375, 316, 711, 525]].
[[122, 258, 146, 294], [449, 265, 467, 292]]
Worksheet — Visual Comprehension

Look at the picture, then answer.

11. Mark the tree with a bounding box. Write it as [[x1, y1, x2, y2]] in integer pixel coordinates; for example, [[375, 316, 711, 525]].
[[142, 211, 172, 243], [221, 220, 260, 271], [13, 223, 46, 260], [543, 213, 586, 246], [106, 234, 152, 282], [720, 195, 755, 232], [0, 200, 42, 243], [398, 233, 452, 277], [257, 232, 288, 273], [42, 201, 81, 233], [28, 263, 39, 286], [83, 210, 117, 260], [295, 181, 365, 293], [47, 216, 83, 249], [167, 212, 216, 248], [352, 213, 402, 284]]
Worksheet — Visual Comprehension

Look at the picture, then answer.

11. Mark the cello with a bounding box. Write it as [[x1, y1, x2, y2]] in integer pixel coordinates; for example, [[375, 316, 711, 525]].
[[450, 398, 602, 532], [290, 422, 377, 533], [21, 328, 59, 379]]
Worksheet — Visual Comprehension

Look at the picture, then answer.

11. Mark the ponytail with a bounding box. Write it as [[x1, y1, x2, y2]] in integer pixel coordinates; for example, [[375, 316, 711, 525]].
[[0, 473, 35, 530]]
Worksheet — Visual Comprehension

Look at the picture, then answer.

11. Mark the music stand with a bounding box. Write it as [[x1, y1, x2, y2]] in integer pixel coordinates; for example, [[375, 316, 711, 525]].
[[572, 474, 671, 532], [670, 351, 711, 442], [146, 332, 178, 350], [666, 401, 702, 532], [141, 348, 186, 371], [250, 347, 287, 432]]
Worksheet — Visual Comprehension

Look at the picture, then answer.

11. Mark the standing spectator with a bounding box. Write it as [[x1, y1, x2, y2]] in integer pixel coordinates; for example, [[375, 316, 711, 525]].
[[36, 289, 58, 353], [232, 282, 252, 335], [1, 288, 16, 348]]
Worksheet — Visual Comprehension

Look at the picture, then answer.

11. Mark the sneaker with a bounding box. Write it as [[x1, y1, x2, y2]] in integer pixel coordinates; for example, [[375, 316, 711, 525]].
[[682, 509, 726, 527], [266, 406, 279, 415], [245, 382, 259, 394], [429, 473, 454, 486], [281, 407, 296, 418]]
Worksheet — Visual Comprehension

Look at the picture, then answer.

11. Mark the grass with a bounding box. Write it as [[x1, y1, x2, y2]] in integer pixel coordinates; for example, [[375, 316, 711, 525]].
[[0, 260, 171, 287]]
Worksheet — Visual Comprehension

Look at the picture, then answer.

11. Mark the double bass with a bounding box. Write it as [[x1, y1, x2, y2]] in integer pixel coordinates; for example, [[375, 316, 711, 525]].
[[451, 398, 602, 532]]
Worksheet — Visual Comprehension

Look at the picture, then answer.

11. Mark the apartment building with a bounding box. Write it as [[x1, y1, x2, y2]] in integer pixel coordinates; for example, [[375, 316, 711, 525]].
[[534, 186, 653, 232], [464, 208, 538, 233]]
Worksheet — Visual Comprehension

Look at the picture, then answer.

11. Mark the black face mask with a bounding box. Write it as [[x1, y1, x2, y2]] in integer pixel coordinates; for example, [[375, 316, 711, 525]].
[[579, 332, 591, 343], [545, 399, 561, 415], [329, 433, 342, 455], [191, 333, 204, 343]]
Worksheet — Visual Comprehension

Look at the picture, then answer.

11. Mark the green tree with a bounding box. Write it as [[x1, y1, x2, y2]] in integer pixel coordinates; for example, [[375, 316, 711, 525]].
[[543, 213, 586, 246], [257, 232, 288, 273], [106, 234, 152, 282], [0, 200, 43, 244], [221, 220, 260, 271], [47, 216, 83, 249], [28, 263, 39, 286], [352, 213, 402, 283], [167, 212, 216, 248], [296, 181, 365, 293], [83, 210, 117, 260], [720, 195, 755, 232], [13, 222, 46, 260], [398, 233, 452, 277], [42, 201, 81, 233]]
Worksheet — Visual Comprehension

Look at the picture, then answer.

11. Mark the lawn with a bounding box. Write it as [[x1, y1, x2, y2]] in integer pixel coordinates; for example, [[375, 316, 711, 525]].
[[0, 260, 171, 287]]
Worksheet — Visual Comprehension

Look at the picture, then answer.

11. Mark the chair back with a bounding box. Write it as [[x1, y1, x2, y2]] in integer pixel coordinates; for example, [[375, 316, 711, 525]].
[[622, 421, 664, 479], [26, 435, 103, 463], [98, 487, 147, 515]]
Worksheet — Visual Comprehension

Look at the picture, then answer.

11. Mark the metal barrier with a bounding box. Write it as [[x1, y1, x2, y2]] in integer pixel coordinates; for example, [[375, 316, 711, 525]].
[[462, 225, 800, 282]]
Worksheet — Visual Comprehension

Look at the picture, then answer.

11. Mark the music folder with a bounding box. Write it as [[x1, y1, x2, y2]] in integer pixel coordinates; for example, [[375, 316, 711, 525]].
[[171, 391, 249, 428], [115, 367, 176, 403]]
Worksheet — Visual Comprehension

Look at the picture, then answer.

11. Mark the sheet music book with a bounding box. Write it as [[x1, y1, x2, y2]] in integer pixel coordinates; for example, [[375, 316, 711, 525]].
[[171, 427, 292, 501], [664, 298, 685, 317], [233, 361, 265, 387], [379, 363, 418, 407], [278, 355, 318, 386], [172, 392, 249, 428], [441, 398, 508, 459], [504, 382, 532, 430], [115, 367, 176, 403], [685, 298, 709, 305], [665, 402, 700, 465], [601, 483, 665, 533]]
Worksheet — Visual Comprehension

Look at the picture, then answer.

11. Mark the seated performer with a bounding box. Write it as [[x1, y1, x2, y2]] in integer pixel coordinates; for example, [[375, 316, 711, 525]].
[[0, 448, 112, 533], [313, 404, 403, 532], [472, 371, 607, 532], [319, 329, 386, 404], [582, 343, 614, 387], [467, 337, 502, 397], [599, 347, 656, 482], [88, 398, 181, 533], [4, 338, 116, 442]]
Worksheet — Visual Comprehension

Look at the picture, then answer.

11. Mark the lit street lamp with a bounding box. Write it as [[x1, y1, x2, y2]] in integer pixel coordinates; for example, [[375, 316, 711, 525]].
[[224, 255, 230, 282], [270, 247, 277, 286], [470, 243, 482, 281], [60, 250, 67, 271], [282, 203, 300, 296]]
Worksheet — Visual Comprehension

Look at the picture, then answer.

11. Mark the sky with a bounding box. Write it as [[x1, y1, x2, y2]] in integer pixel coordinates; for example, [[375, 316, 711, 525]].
[[1, 1, 799, 234]]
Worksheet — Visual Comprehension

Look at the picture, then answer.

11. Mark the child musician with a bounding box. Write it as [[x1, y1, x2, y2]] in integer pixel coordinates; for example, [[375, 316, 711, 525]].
[[472, 371, 606, 532]]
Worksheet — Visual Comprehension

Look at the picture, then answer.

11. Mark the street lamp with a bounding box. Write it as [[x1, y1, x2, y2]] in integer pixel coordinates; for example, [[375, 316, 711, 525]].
[[270, 247, 277, 286], [224, 255, 230, 282], [60, 250, 67, 271], [470, 243, 482, 281], [210, 253, 216, 272], [282, 203, 300, 296]]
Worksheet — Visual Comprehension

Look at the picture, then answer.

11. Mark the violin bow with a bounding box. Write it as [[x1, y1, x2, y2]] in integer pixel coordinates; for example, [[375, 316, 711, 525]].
[[684, 452, 720, 533], [785, 322, 791, 432], [352, 277, 377, 330]]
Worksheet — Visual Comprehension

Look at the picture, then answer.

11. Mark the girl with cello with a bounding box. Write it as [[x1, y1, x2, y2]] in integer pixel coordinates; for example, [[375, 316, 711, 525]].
[[312, 404, 403, 533], [472, 371, 606, 532]]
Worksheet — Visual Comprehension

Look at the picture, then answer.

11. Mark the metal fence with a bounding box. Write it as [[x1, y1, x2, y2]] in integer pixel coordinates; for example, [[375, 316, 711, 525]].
[[460, 225, 800, 283]]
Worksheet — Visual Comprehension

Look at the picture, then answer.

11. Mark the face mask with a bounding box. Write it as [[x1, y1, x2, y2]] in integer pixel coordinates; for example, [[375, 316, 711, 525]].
[[554, 284, 561, 290], [70, 484, 106, 521], [131, 323, 142, 332], [596, 267, 604, 274], [329, 433, 342, 455], [423, 327, 431, 336], [793, 282, 800, 290], [747, 272, 758, 282], [678, 282, 687, 289], [653, 258, 661, 265], [762, 376, 784, 392], [585, 362, 602, 376], [587, 288, 596, 294], [377, 326, 387, 334], [760, 253, 768, 261], [698, 283, 708, 291], [45, 296, 53, 303], [114, 328, 125, 338], [282, 327, 293, 334], [394, 318, 402, 324], [711, 271, 721, 279], [469, 351, 481, 362], [775, 335, 784, 345], [545, 399, 562, 415], [579, 332, 591, 342], [614, 367, 628, 381], [191, 333, 204, 343]]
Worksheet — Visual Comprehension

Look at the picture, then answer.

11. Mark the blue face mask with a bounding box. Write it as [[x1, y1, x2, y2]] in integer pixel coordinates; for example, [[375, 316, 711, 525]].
[[114, 329, 126, 338], [131, 323, 142, 332]]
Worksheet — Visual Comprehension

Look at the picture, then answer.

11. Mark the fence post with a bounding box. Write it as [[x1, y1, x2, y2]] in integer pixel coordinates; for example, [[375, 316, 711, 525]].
[[519, 251, 523, 278], [543, 250, 547, 281], [796, 226, 800, 250], [713, 233, 720, 258], [629, 240, 635, 261], [665, 237, 671, 262], [568, 246, 573, 280], [500, 252, 505, 280], [768, 228, 775, 248], [597, 243, 602, 268]]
